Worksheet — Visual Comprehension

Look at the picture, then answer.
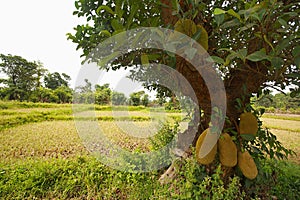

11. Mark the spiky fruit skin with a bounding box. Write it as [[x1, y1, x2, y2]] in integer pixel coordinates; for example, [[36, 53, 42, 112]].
[[174, 19, 197, 37], [239, 112, 258, 135], [174, 19, 209, 50], [238, 151, 258, 180], [196, 129, 217, 165], [218, 133, 237, 167]]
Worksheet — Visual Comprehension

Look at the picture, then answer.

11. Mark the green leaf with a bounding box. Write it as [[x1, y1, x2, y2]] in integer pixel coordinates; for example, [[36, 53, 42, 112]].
[[99, 30, 111, 37], [214, 8, 226, 15], [220, 19, 240, 29], [239, 23, 257, 33], [246, 49, 270, 62], [111, 19, 124, 31], [126, 4, 139, 29], [214, 14, 225, 27], [209, 56, 225, 64], [96, 5, 115, 15], [271, 57, 284, 69], [292, 46, 300, 57], [263, 35, 274, 51], [227, 9, 242, 21], [98, 51, 120, 68], [240, 134, 256, 141], [276, 38, 290, 53], [141, 54, 149, 65], [192, 28, 202, 41], [278, 18, 288, 28], [236, 49, 248, 62], [294, 56, 300, 69]]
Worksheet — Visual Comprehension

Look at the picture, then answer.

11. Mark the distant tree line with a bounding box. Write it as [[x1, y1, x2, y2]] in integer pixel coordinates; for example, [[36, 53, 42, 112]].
[[0, 54, 152, 106], [73, 79, 150, 106], [0, 54, 73, 103], [253, 92, 300, 113]]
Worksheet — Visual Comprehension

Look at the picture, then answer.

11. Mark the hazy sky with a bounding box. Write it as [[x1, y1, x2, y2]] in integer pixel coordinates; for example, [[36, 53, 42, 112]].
[[0, 0, 146, 95], [0, 0, 83, 86]]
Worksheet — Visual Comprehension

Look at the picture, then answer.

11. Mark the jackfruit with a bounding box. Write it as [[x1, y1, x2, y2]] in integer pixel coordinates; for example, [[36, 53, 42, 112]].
[[174, 19, 197, 37], [238, 151, 258, 180], [239, 112, 258, 135], [196, 128, 217, 165], [218, 133, 237, 167], [174, 19, 209, 50]]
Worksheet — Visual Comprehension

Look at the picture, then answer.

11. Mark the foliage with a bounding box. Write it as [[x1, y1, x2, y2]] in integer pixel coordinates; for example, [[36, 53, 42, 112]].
[[129, 91, 150, 106], [0, 54, 73, 103], [149, 121, 179, 151], [112, 91, 127, 105], [253, 92, 300, 113], [44, 72, 71, 90], [0, 54, 45, 101], [94, 83, 112, 105]]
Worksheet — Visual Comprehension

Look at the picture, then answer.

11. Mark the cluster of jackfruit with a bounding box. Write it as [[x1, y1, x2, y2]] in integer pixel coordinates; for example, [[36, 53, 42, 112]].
[[195, 130, 237, 167], [195, 112, 259, 180]]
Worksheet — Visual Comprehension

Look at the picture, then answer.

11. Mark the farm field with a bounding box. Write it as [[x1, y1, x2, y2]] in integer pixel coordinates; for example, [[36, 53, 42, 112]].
[[0, 102, 299, 199], [261, 114, 300, 164]]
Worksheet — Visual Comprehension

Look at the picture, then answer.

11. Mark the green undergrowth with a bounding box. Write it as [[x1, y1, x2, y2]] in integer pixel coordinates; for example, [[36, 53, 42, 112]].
[[1, 156, 298, 199], [0, 156, 243, 200]]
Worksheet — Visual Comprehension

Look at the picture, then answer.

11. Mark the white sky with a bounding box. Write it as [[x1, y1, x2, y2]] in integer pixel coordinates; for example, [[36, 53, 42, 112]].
[[0, 0, 83, 87], [0, 0, 149, 97]]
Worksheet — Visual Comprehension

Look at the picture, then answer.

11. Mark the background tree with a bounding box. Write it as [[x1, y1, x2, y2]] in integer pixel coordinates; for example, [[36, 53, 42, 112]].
[[0, 54, 44, 101], [141, 93, 150, 107], [94, 83, 112, 105], [129, 91, 149, 106], [74, 79, 94, 104], [112, 91, 127, 105], [44, 72, 71, 90], [53, 86, 73, 104]]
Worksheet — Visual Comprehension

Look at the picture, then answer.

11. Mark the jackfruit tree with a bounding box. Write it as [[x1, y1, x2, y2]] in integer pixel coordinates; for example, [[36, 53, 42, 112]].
[[68, 0, 299, 181]]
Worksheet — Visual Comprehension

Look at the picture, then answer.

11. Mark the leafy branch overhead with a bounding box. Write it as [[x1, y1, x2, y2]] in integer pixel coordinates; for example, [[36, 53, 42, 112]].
[[68, 0, 299, 97]]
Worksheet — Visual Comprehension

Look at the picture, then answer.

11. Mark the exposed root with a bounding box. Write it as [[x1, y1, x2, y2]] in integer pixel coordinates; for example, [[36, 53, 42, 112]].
[[159, 148, 189, 185]]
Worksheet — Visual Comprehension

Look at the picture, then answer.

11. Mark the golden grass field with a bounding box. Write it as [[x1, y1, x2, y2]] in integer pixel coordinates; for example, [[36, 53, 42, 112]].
[[0, 105, 299, 165], [261, 115, 300, 164]]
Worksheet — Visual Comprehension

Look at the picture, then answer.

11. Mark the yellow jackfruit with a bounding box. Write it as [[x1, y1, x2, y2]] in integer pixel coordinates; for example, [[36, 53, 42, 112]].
[[196, 128, 217, 165], [238, 151, 258, 180], [174, 19, 209, 50], [174, 19, 197, 37], [218, 133, 237, 167], [239, 112, 258, 135]]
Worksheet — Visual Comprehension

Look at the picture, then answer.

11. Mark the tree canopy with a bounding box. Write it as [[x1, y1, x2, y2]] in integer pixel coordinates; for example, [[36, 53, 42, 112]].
[[68, 0, 299, 119]]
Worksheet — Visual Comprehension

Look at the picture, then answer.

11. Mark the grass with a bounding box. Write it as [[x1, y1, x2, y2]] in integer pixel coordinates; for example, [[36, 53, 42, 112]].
[[261, 117, 300, 133], [0, 102, 299, 199], [263, 113, 300, 121], [0, 121, 87, 163], [261, 114, 300, 164]]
